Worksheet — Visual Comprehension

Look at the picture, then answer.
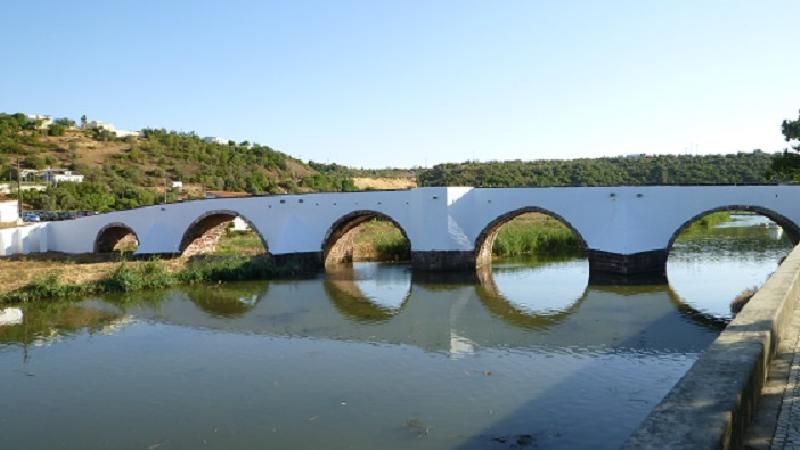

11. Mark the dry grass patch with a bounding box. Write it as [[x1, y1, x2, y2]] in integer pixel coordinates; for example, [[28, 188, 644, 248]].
[[0, 254, 187, 294]]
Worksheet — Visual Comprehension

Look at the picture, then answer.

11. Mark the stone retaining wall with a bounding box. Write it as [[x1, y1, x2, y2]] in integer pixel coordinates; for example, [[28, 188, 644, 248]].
[[623, 244, 800, 449]]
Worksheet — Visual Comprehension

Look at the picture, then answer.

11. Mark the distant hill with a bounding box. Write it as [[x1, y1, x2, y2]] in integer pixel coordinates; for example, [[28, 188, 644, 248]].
[[0, 113, 373, 211], [418, 153, 777, 187]]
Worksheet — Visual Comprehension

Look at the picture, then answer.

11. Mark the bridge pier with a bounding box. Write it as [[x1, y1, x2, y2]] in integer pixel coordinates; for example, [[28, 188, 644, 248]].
[[270, 252, 323, 273], [411, 251, 475, 271], [407, 248, 669, 282], [587, 249, 668, 283]]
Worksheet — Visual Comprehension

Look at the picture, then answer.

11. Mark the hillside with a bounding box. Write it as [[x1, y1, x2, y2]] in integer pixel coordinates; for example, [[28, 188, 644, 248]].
[[0, 113, 364, 211]]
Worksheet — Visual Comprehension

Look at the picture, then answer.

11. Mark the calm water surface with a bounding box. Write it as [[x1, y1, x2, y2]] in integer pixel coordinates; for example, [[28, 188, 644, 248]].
[[0, 214, 792, 449]]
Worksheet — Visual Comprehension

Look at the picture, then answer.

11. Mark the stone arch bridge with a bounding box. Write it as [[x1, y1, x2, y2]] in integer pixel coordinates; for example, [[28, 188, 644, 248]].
[[2, 186, 799, 278]]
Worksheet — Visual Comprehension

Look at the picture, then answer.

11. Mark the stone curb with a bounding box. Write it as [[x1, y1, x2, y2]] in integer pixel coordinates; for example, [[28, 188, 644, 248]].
[[622, 244, 800, 450]]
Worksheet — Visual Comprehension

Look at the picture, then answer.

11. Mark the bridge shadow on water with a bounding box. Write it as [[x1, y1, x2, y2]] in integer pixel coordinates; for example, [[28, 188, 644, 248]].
[[449, 282, 724, 450]]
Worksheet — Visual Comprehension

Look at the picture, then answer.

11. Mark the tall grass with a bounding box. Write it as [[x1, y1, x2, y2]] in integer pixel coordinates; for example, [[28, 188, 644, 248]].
[[215, 230, 267, 256], [352, 220, 410, 261], [493, 226, 583, 257], [178, 255, 310, 283], [492, 213, 584, 257]]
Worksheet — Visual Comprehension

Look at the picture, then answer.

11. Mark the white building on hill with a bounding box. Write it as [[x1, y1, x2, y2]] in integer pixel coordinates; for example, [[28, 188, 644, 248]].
[[21, 169, 84, 184], [203, 136, 230, 145], [27, 114, 53, 130], [48, 170, 85, 183], [85, 120, 141, 138]]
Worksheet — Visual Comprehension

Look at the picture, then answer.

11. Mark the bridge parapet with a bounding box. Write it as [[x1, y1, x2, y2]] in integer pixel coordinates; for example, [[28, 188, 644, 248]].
[[622, 243, 800, 449]]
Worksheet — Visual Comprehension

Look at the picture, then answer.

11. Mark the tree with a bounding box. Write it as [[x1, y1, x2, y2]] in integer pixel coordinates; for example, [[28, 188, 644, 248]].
[[23, 154, 46, 169], [80, 115, 88, 129], [770, 110, 800, 181], [48, 123, 66, 137], [782, 111, 800, 150], [54, 117, 75, 128]]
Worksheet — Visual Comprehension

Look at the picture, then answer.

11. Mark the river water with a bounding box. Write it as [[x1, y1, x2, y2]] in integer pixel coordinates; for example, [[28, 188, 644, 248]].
[[0, 214, 793, 449]]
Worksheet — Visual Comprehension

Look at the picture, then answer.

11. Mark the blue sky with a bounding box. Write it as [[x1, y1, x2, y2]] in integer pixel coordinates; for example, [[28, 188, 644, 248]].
[[1, 1, 798, 168]]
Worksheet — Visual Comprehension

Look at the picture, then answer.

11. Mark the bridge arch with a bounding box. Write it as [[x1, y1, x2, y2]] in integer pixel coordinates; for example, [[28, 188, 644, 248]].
[[474, 206, 588, 268], [666, 204, 800, 253], [179, 210, 268, 256], [94, 222, 139, 253], [322, 210, 410, 267]]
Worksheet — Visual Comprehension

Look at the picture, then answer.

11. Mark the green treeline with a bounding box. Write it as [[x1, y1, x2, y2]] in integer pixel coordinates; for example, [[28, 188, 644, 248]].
[[418, 153, 777, 187]]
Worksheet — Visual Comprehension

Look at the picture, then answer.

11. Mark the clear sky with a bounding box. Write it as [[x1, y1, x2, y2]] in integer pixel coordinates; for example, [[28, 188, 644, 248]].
[[1, 1, 798, 168]]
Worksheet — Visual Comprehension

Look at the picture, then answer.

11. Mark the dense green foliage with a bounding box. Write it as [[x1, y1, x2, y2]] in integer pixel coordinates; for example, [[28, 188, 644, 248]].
[[770, 110, 800, 181], [418, 152, 775, 187]]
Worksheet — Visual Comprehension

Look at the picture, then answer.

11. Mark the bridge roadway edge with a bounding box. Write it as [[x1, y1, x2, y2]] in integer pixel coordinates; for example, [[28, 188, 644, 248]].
[[622, 244, 800, 450]]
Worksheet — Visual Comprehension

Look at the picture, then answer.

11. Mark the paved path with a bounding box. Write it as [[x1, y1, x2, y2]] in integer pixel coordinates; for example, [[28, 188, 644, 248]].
[[745, 303, 800, 450], [771, 330, 800, 450]]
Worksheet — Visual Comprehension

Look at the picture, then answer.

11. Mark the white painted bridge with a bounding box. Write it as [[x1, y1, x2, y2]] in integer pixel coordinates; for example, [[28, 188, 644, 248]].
[[1, 186, 798, 277]]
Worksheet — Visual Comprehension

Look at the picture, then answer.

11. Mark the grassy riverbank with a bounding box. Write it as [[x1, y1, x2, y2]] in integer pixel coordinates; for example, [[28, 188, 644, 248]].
[[0, 255, 311, 304]]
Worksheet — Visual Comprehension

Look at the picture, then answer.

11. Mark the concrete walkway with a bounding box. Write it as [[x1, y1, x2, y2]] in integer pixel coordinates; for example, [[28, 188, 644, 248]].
[[745, 302, 800, 449]]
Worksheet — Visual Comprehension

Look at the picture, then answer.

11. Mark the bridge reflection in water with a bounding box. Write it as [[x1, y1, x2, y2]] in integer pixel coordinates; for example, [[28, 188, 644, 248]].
[[2, 261, 724, 354]]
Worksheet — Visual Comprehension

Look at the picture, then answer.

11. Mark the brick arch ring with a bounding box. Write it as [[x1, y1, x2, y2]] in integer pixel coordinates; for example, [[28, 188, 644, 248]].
[[474, 206, 588, 267], [178, 209, 269, 255], [321, 210, 411, 265], [666, 204, 800, 253], [94, 222, 139, 253]]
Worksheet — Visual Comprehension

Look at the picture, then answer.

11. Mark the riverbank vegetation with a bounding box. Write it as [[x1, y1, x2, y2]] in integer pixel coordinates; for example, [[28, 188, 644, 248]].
[[730, 286, 758, 315], [0, 255, 312, 304], [673, 211, 734, 242], [492, 213, 584, 257]]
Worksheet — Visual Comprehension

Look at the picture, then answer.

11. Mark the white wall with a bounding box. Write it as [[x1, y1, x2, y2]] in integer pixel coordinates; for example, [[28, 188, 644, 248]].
[[0, 223, 47, 256], [0, 200, 19, 223], [10, 186, 800, 258]]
